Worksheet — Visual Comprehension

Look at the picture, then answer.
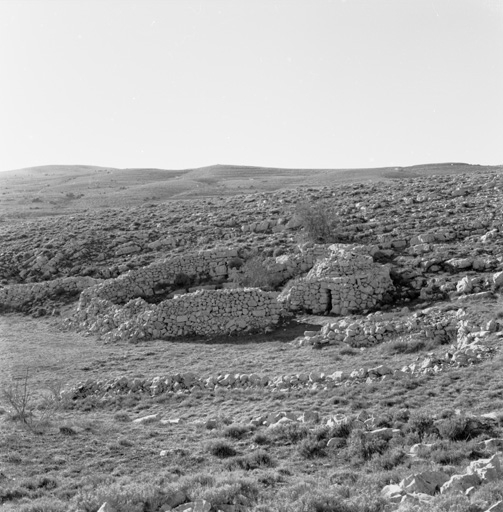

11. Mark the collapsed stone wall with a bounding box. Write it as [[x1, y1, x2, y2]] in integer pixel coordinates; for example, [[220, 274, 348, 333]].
[[0, 276, 101, 310], [63, 316, 496, 400], [70, 288, 284, 341], [278, 248, 393, 315], [294, 307, 501, 350], [295, 309, 460, 348]]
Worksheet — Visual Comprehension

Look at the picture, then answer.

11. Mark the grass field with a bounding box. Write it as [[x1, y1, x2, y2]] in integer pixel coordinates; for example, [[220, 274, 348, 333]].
[[1, 302, 503, 511]]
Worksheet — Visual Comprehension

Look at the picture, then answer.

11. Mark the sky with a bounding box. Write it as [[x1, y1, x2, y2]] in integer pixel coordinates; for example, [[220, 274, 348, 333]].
[[1, 0, 502, 172]]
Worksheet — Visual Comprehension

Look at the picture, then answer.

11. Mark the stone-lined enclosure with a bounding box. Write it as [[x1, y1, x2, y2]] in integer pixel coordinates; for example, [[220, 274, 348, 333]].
[[1, 242, 396, 339], [63, 310, 498, 400], [67, 244, 394, 340]]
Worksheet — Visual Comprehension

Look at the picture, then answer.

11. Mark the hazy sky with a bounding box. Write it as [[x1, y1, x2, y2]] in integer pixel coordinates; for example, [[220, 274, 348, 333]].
[[1, 0, 502, 172]]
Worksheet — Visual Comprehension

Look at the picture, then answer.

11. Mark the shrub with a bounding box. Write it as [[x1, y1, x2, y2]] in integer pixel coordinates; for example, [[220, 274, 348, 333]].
[[296, 202, 345, 244], [327, 419, 355, 440], [471, 480, 503, 508], [372, 448, 407, 470], [405, 412, 439, 441], [252, 433, 270, 445], [387, 339, 426, 354], [173, 272, 192, 289], [207, 440, 237, 458], [345, 430, 389, 463], [269, 422, 310, 444], [339, 347, 358, 356], [438, 416, 496, 441], [228, 257, 244, 270], [232, 257, 283, 290], [74, 480, 166, 512], [438, 416, 473, 441], [1, 372, 62, 432], [225, 450, 275, 470], [223, 424, 251, 440], [429, 440, 483, 465], [298, 437, 327, 459], [294, 489, 354, 512], [189, 474, 260, 509]]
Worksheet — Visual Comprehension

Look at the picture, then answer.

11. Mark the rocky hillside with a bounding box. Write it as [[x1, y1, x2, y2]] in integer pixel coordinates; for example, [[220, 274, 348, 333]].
[[1, 166, 502, 310], [1, 164, 503, 512]]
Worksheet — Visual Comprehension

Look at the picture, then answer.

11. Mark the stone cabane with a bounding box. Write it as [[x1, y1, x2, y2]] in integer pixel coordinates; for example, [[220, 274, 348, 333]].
[[263, 242, 380, 284], [278, 247, 394, 315]]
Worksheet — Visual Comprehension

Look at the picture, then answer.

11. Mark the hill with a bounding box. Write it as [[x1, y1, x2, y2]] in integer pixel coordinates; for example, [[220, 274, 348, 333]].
[[1, 162, 501, 220]]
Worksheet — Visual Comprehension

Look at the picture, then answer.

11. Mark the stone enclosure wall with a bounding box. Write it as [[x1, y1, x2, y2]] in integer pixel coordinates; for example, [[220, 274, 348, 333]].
[[2, 243, 396, 340], [72, 288, 283, 341], [80, 247, 241, 305]]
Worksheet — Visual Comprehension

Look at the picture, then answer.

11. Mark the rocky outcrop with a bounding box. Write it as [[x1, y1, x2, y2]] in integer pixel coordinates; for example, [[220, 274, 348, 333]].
[[381, 454, 503, 508]]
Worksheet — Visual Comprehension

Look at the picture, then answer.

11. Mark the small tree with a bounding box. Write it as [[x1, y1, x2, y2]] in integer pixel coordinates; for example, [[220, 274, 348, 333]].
[[233, 257, 282, 290], [296, 202, 344, 243]]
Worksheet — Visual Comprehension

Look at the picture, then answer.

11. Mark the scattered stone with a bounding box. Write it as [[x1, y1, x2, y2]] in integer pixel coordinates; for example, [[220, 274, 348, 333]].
[[97, 503, 115, 512], [133, 413, 161, 424], [172, 499, 211, 512]]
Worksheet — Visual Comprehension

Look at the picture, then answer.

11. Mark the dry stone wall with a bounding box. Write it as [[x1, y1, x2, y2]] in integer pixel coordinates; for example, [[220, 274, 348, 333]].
[[81, 247, 240, 305], [70, 287, 284, 341], [2, 242, 396, 340]]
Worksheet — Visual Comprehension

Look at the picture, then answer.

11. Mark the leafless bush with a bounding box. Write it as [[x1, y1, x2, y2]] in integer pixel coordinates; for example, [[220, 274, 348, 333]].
[[1, 371, 65, 433], [296, 202, 344, 243]]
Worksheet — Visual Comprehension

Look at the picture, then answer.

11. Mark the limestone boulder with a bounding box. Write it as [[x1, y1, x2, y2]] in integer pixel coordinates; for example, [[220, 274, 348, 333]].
[[493, 271, 503, 288], [466, 454, 502, 483], [440, 473, 481, 494], [381, 484, 403, 503], [456, 276, 473, 294], [400, 471, 449, 495]]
